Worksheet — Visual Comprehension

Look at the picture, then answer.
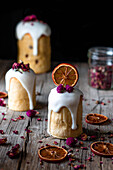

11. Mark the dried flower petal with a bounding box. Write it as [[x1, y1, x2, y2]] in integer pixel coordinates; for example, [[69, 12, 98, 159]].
[[11, 118, 18, 122], [20, 136, 25, 139], [2, 113, 5, 115], [90, 135, 97, 140], [17, 115, 25, 120], [66, 137, 78, 147], [0, 130, 4, 134], [12, 62, 30, 73], [89, 65, 113, 90], [108, 134, 113, 138], [74, 164, 86, 170], [3, 118, 6, 120], [0, 98, 6, 107], [37, 118, 41, 121], [57, 84, 65, 93], [25, 129, 32, 133], [53, 141, 58, 145], [6, 144, 20, 158], [0, 137, 7, 144], [23, 15, 37, 22], [75, 149, 79, 152], [13, 130, 18, 134], [40, 159, 43, 165], [62, 146, 67, 149], [79, 141, 83, 145], [81, 147, 88, 150], [65, 84, 74, 93], [87, 156, 92, 161], [38, 140, 43, 143], [80, 133, 87, 141], [68, 149, 73, 152], [26, 110, 37, 117]]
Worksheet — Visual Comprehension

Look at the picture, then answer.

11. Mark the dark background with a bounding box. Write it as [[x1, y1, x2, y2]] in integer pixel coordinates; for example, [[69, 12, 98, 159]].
[[0, 2, 113, 62]]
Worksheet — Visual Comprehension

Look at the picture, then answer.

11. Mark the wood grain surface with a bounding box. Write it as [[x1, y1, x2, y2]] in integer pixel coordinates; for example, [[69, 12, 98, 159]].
[[0, 60, 113, 170]]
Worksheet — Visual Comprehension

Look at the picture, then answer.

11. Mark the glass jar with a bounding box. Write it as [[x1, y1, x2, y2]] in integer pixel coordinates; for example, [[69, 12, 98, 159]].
[[88, 47, 113, 90]]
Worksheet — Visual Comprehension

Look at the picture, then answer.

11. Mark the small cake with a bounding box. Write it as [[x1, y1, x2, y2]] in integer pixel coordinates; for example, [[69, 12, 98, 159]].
[[5, 62, 36, 111], [16, 15, 51, 74], [47, 63, 83, 139]]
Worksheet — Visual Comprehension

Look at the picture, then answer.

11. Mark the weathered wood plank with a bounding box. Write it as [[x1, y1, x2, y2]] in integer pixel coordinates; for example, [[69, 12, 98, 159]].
[[0, 60, 113, 170]]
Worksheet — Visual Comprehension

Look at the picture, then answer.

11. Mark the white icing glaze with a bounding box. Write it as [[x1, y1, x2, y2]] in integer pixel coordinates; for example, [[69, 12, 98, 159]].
[[47, 87, 83, 133], [16, 20, 51, 55], [5, 69, 35, 109]]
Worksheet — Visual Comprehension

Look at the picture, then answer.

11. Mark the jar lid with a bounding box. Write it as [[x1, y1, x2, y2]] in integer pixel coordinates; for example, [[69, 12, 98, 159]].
[[88, 47, 113, 60]]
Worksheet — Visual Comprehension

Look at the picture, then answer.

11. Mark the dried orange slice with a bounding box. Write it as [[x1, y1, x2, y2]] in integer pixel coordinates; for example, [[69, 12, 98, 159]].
[[85, 113, 108, 125], [38, 145, 67, 162], [91, 141, 113, 157], [0, 92, 8, 98], [52, 63, 79, 87]]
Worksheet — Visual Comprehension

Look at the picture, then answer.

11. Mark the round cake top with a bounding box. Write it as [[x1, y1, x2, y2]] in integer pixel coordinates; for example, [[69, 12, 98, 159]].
[[48, 87, 83, 111], [16, 15, 51, 56]]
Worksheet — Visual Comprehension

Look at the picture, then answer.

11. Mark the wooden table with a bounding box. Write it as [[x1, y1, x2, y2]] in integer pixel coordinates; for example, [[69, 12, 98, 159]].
[[0, 60, 113, 170]]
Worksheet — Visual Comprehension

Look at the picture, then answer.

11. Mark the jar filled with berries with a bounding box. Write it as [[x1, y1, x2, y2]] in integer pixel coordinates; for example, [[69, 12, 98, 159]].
[[88, 47, 113, 90]]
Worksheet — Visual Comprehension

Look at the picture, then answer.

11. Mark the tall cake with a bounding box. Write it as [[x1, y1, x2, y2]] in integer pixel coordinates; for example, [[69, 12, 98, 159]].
[[5, 62, 36, 111], [16, 15, 51, 74], [47, 63, 83, 139]]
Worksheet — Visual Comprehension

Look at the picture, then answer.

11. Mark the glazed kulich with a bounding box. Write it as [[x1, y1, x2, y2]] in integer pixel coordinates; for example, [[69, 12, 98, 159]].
[[5, 63, 36, 111], [16, 15, 51, 74], [47, 87, 83, 139]]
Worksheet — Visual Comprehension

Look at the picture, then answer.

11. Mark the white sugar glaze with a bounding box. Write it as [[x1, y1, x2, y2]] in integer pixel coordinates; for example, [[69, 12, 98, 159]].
[[16, 21, 51, 55], [47, 87, 83, 133], [5, 69, 35, 109]]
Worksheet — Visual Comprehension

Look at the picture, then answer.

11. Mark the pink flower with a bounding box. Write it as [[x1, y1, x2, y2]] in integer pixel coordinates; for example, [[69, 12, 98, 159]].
[[74, 164, 85, 169], [65, 85, 74, 93], [37, 118, 41, 121], [66, 137, 78, 147], [12, 62, 20, 70], [12, 62, 30, 73], [17, 115, 25, 120], [0, 99, 6, 107], [6, 144, 20, 158], [53, 141, 58, 145], [0, 137, 7, 144], [80, 133, 87, 141], [26, 110, 37, 117], [81, 147, 88, 150], [13, 130, 18, 134], [20, 136, 25, 139], [56, 84, 65, 93], [25, 129, 32, 133], [0, 130, 4, 134], [23, 15, 37, 22]]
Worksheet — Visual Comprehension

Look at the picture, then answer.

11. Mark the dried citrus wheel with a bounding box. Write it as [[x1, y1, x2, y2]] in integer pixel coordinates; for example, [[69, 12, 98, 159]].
[[85, 113, 108, 125], [52, 63, 79, 87], [91, 141, 113, 157], [38, 145, 67, 162], [0, 92, 8, 98]]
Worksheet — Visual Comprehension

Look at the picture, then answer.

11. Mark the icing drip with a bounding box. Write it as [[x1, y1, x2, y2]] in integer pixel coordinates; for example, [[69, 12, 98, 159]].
[[47, 87, 83, 133], [16, 20, 51, 56], [5, 69, 35, 109]]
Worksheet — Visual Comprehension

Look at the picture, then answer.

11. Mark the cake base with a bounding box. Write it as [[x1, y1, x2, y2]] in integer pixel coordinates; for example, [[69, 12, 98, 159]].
[[8, 77, 36, 111], [17, 34, 51, 74], [48, 96, 83, 139]]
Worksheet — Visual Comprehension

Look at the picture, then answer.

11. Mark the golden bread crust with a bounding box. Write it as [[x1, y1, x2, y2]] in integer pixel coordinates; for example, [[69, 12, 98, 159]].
[[49, 96, 83, 139], [17, 34, 51, 74]]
